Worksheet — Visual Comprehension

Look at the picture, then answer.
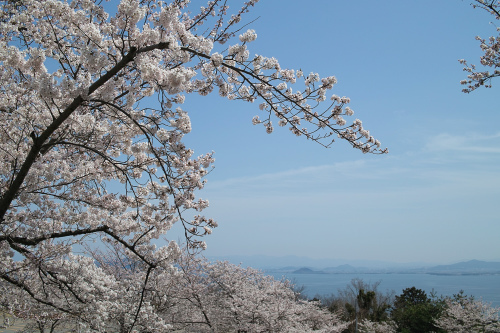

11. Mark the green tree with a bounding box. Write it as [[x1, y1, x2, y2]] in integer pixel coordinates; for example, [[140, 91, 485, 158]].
[[391, 287, 445, 333], [357, 289, 391, 322], [319, 279, 393, 333]]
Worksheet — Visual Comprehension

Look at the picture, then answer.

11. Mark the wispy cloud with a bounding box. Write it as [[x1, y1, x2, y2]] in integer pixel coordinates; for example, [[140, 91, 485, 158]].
[[204, 148, 500, 203], [206, 160, 369, 191], [196, 134, 500, 263], [425, 132, 500, 154]]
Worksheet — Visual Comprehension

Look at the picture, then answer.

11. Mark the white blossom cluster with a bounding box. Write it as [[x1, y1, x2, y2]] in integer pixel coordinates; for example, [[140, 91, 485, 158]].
[[435, 297, 500, 332], [174, 258, 349, 332], [148, 254, 348, 332], [0, 0, 385, 330], [460, 0, 500, 92], [359, 319, 397, 333]]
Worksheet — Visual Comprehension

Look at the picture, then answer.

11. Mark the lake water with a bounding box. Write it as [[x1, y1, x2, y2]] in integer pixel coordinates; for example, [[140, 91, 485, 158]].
[[267, 273, 500, 307]]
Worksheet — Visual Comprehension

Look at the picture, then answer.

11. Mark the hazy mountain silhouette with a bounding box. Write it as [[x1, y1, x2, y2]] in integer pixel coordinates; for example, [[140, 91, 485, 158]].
[[207, 255, 500, 275]]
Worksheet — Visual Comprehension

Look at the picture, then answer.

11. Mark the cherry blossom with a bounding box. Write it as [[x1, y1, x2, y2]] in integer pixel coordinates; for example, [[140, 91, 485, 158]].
[[0, 0, 385, 330], [359, 319, 397, 333], [155, 254, 350, 332], [460, 0, 500, 92], [1, 247, 349, 332], [435, 296, 500, 333]]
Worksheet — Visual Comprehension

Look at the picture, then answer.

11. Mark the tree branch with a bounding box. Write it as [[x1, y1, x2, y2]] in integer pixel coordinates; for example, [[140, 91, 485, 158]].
[[2, 226, 110, 246]]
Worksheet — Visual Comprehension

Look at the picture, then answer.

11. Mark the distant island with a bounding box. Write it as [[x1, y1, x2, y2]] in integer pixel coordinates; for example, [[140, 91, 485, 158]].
[[292, 267, 325, 274]]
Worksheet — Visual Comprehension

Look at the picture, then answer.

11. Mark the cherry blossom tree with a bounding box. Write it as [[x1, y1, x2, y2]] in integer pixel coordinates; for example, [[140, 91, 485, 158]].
[[460, 0, 500, 92], [435, 295, 500, 333], [0, 0, 385, 330], [2, 246, 350, 332], [1, 281, 77, 332], [160, 255, 350, 332]]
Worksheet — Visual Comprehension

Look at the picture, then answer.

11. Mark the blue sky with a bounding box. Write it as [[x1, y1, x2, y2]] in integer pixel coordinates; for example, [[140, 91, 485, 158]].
[[171, 0, 500, 264]]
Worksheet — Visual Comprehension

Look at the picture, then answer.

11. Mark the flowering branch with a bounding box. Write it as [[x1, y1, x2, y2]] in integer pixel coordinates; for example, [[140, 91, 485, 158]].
[[460, 0, 500, 92]]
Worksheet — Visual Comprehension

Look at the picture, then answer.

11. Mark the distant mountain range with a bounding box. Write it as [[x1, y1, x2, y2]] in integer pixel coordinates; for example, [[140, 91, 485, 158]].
[[207, 254, 432, 270], [286, 260, 500, 275], [207, 255, 500, 275], [422, 259, 500, 275]]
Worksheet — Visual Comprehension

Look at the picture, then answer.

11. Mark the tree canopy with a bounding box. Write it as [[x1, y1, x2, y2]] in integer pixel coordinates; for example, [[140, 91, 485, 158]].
[[0, 0, 385, 331]]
